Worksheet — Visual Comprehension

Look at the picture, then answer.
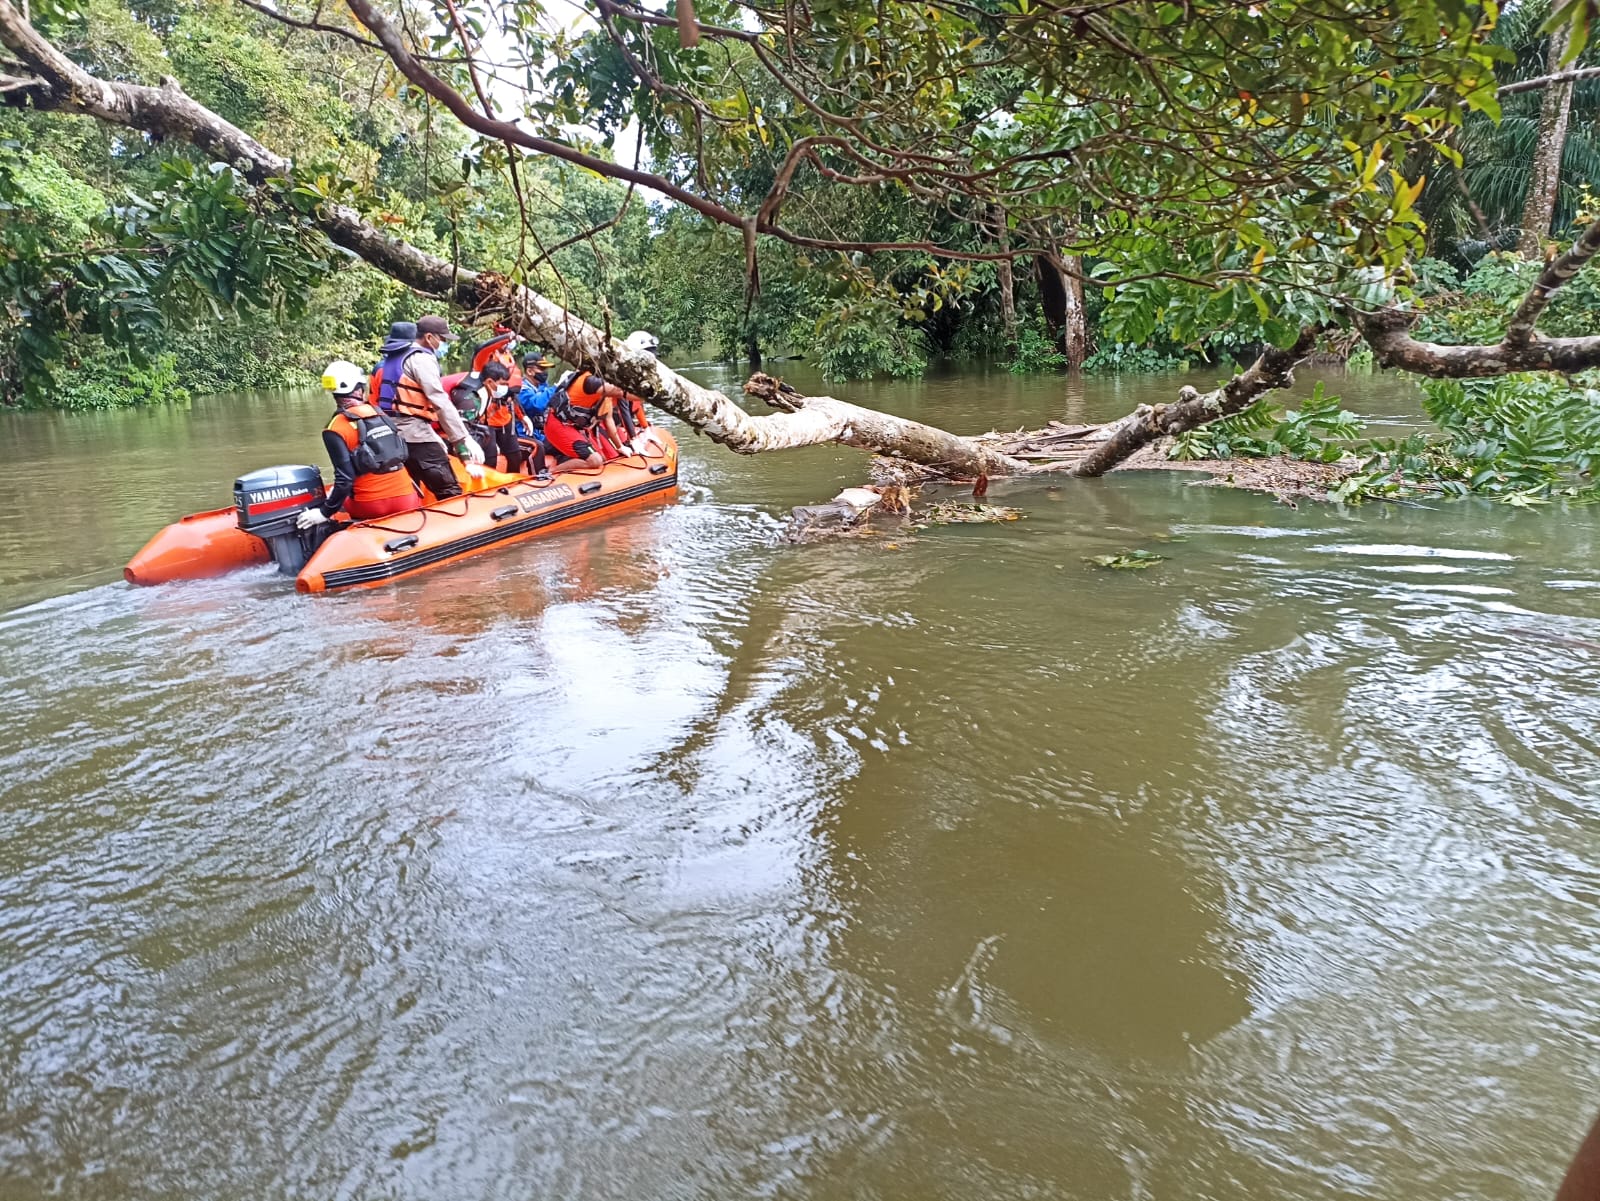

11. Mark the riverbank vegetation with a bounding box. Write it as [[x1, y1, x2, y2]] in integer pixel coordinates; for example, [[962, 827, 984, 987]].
[[6, 0, 1600, 493]]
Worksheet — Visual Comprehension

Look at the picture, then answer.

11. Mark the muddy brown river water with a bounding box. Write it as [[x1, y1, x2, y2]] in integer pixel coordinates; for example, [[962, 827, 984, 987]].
[[1, 363, 1597, 1199]]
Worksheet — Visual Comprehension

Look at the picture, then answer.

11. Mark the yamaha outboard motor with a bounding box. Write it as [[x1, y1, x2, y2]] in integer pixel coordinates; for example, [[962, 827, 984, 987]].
[[234, 465, 330, 576]]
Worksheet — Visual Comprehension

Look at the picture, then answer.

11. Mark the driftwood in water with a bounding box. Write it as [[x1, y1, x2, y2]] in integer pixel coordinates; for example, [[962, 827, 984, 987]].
[[785, 487, 889, 541], [784, 486, 918, 542]]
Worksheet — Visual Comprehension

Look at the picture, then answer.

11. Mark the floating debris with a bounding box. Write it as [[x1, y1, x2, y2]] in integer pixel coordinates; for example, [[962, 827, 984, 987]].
[[1085, 549, 1168, 570], [916, 501, 1024, 528]]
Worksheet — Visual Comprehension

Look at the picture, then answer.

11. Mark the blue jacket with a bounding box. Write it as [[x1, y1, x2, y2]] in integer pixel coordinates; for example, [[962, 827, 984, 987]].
[[517, 380, 557, 436]]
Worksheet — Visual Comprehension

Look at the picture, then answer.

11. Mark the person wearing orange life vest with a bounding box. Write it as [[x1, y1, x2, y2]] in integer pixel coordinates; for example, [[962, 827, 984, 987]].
[[543, 369, 634, 469], [450, 360, 528, 475], [542, 334, 663, 469], [294, 360, 423, 532], [480, 360, 529, 474], [369, 314, 483, 500]]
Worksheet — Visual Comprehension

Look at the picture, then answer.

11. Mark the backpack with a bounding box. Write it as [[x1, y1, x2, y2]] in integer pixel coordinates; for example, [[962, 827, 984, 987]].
[[350, 411, 408, 475], [450, 373, 487, 421]]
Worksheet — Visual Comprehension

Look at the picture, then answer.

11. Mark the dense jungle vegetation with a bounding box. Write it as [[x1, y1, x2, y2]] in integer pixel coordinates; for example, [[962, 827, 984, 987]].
[[3, 0, 1600, 439]]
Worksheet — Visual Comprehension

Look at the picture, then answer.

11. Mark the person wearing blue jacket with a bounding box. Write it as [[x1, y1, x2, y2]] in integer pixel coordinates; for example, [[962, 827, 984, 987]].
[[517, 353, 558, 479]]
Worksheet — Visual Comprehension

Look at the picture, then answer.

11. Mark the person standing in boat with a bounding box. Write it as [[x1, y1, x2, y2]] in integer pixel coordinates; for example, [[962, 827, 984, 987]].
[[480, 361, 528, 475], [449, 360, 525, 474], [295, 360, 422, 532], [369, 314, 484, 500]]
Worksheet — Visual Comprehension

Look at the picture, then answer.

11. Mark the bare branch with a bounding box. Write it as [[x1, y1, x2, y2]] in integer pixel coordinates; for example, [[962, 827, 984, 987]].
[[1498, 64, 1600, 97], [1360, 309, 1600, 375], [1504, 216, 1600, 348], [1067, 328, 1322, 477]]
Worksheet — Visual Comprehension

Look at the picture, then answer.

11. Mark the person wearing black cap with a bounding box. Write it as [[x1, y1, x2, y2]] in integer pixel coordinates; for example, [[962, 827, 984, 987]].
[[517, 353, 557, 479], [377, 314, 484, 500]]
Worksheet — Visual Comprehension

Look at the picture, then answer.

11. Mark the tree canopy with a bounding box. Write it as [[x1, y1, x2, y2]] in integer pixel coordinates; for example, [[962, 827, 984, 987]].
[[5, 0, 1600, 479]]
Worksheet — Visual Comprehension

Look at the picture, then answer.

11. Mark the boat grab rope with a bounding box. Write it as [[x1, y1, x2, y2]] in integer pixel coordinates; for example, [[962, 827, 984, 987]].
[[347, 446, 670, 538]]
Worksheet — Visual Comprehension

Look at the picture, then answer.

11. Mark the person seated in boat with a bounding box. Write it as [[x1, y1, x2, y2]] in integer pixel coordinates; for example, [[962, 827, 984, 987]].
[[295, 360, 422, 532], [543, 369, 634, 470], [544, 330, 678, 468], [517, 353, 558, 478], [368, 314, 484, 500]]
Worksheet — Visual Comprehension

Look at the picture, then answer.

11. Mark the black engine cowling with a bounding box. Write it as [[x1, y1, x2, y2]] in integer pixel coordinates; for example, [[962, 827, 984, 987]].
[[234, 465, 328, 576]]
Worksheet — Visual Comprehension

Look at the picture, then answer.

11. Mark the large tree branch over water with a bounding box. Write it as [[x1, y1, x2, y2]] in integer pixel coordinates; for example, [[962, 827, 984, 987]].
[[338, 0, 1044, 264], [1359, 214, 1600, 375], [1065, 328, 1322, 478]]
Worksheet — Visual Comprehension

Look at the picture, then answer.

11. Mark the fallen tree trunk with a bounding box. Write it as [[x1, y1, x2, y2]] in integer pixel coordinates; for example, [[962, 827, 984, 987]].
[[748, 329, 1323, 481], [0, 0, 1018, 478]]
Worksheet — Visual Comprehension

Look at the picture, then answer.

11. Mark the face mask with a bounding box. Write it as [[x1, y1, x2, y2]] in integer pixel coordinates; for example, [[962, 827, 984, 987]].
[[491, 385, 508, 398]]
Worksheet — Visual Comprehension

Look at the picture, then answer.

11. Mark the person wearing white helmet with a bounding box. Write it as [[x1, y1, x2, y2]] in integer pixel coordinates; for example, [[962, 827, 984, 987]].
[[294, 360, 421, 531]]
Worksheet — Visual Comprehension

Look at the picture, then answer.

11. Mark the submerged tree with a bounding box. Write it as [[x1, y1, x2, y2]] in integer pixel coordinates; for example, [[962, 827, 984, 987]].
[[6, 0, 1600, 479]]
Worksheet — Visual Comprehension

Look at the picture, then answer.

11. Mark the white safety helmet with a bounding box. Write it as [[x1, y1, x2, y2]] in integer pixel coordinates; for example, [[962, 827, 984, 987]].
[[320, 359, 365, 397], [623, 330, 660, 356]]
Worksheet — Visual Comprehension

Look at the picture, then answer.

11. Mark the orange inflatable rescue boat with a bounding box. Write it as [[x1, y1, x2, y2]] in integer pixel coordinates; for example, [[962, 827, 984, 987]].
[[125, 432, 679, 593]]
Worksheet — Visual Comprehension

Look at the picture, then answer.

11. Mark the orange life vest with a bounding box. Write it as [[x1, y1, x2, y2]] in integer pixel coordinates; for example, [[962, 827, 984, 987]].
[[328, 405, 421, 505], [391, 372, 439, 424], [560, 371, 617, 427], [485, 389, 516, 428], [368, 344, 438, 423]]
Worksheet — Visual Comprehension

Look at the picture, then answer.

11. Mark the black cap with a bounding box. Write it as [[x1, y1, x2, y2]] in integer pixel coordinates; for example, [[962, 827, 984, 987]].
[[387, 321, 418, 341], [416, 315, 455, 340]]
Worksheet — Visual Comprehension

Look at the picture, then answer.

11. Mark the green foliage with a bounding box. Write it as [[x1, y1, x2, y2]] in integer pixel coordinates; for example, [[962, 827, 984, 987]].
[[1171, 383, 1365, 462], [1332, 374, 1600, 502], [1084, 342, 1188, 374], [9, 0, 1598, 412], [1086, 549, 1168, 570], [946, 308, 1010, 363], [814, 319, 929, 381], [638, 214, 813, 361], [0, 151, 334, 406], [1414, 252, 1600, 347], [1007, 320, 1067, 374], [29, 344, 189, 411], [1420, 0, 1600, 256]]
